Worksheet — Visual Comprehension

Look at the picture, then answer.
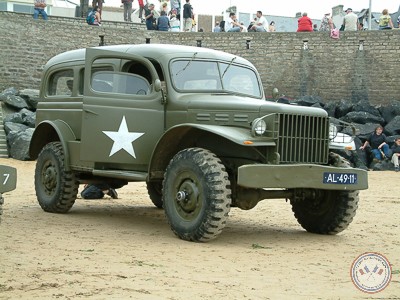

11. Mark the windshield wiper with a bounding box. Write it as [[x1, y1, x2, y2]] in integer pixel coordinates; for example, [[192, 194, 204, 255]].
[[176, 52, 198, 76], [221, 57, 237, 78]]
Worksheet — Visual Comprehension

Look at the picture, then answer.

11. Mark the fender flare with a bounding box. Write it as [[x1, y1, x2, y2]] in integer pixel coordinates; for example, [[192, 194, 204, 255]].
[[148, 123, 275, 179], [29, 120, 76, 171]]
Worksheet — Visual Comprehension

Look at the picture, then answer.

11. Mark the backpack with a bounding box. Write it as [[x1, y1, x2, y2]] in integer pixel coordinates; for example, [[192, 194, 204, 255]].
[[86, 10, 95, 25]]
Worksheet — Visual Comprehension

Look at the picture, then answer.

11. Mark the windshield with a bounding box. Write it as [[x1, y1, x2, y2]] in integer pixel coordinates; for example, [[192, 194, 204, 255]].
[[170, 60, 262, 98]]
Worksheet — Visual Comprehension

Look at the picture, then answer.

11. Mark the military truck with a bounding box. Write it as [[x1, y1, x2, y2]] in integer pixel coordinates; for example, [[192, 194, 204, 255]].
[[0, 165, 17, 224], [30, 44, 368, 242]]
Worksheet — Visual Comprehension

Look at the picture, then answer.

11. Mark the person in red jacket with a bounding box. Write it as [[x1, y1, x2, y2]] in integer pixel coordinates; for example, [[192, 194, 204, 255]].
[[297, 12, 313, 32]]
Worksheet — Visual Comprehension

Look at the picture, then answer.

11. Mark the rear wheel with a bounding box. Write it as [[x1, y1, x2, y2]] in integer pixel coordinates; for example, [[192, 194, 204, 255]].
[[35, 142, 79, 213], [163, 148, 231, 242], [146, 181, 163, 209]]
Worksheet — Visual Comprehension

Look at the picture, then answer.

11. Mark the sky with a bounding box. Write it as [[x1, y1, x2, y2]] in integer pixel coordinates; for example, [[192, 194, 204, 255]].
[[103, 0, 399, 19]]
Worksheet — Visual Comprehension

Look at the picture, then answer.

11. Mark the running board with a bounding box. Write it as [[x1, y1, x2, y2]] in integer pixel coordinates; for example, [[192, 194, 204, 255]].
[[92, 169, 147, 181]]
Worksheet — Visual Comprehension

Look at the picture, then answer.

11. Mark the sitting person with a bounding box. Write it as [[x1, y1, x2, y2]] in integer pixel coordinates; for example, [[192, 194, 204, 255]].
[[81, 183, 118, 199], [87, 6, 101, 26], [391, 137, 400, 172], [360, 125, 390, 162], [224, 12, 243, 32]]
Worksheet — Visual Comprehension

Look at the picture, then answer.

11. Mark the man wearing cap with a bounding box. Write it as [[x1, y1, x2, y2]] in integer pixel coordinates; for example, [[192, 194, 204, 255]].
[[343, 8, 358, 31]]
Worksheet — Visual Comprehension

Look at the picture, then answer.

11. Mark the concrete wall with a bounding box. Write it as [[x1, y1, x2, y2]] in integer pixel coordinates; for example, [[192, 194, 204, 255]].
[[1, 12, 399, 105]]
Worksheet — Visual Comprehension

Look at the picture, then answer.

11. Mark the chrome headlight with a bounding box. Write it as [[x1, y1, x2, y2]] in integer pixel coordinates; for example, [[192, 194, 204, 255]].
[[329, 124, 338, 139], [252, 118, 267, 136]]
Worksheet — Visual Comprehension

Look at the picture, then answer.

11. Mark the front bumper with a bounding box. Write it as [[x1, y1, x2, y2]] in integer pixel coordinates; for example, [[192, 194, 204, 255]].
[[238, 164, 368, 191]]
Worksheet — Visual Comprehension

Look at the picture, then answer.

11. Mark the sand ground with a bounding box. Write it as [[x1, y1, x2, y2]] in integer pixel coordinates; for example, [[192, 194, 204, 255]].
[[0, 158, 399, 299]]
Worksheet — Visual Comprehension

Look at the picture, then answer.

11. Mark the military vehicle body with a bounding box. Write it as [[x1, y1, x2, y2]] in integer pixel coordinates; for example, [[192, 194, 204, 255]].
[[30, 44, 368, 241]]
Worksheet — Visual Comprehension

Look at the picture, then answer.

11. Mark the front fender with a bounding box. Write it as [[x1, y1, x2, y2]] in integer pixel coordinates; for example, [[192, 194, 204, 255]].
[[148, 124, 274, 180], [29, 120, 76, 170]]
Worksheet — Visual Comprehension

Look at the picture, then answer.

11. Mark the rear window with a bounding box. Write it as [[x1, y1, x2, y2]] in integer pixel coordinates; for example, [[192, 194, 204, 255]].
[[48, 70, 74, 96]]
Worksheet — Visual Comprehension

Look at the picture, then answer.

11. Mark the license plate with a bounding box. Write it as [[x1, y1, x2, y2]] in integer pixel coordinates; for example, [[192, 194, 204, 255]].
[[323, 172, 357, 184]]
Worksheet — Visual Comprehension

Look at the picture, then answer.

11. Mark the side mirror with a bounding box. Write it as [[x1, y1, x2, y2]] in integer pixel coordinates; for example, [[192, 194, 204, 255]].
[[154, 79, 162, 92]]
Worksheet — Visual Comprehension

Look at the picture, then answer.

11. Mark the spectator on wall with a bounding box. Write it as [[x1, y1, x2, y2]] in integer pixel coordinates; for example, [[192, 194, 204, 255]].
[[145, 3, 156, 30], [297, 12, 313, 32], [343, 8, 358, 31], [157, 10, 170, 31], [224, 12, 243, 32], [319, 12, 333, 31], [92, 0, 103, 17], [269, 21, 276, 32], [33, 0, 48, 20], [249, 11, 269, 32], [182, 0, 193, 32], [121, 0, 133, 22], [378, 9, 394, 30], [170, 13, 180, 32], [213, 21, 221, 32]]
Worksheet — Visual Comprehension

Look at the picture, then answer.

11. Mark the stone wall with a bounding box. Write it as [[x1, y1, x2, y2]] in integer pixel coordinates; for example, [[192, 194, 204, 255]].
[[1, 12, 399, 105]]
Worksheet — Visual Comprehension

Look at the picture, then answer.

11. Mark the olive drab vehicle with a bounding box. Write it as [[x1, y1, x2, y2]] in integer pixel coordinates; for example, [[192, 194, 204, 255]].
[[0, 165, 17, 224], [30, 44, 368, 242]]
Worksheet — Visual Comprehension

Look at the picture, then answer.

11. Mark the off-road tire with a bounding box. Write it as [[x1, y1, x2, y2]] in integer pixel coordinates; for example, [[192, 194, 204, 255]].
[[163, 148, 231, 242], [146, 181, 163, 209], [290, 152, 359, 234], [35, 142, 79, 213], [0, 195, 3, 224], [290, 190, 359, 234]]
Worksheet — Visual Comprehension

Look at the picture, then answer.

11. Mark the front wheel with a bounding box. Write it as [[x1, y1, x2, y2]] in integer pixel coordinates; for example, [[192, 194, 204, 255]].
[[290, 189, 359, 234], [35, 142, 79, 213], [163, 148, 231, 242]]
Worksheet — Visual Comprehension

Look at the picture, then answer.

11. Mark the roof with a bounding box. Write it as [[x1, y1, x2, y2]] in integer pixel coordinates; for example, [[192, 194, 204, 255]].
[[45, 44, 254, 68]]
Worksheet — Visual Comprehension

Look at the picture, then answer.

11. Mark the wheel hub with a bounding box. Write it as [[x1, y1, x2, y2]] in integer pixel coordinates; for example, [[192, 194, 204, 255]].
[[42, 162, 57, 193], [175, 180, 200, 214]]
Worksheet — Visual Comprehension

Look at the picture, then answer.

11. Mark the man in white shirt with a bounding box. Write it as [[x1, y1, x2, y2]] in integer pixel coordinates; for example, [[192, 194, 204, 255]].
[[225, 12, 243, 32], [343, 8, 358, 31], [249, 11, 269, 32]]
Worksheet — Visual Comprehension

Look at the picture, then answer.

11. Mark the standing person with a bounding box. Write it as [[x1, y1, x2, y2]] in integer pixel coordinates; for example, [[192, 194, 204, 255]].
[[169, 13, 180, 32], [343, 8, 358, 31], [224, 12, 242, 32], [297, 12, 313, 32], [249, 11, 268, 32], [213, 21, 221, 32], [122, 0, 133, 22], [183, 0, 193, 32], [33, 0, 48, 20], [319, 12, 333, 31], [378, 9, 394, 30], [391, 138, 400, 172], [138, 0, 147, 23], [145, 3, 156, 30], [157, 10, 170, 31], [360, 125, 390, 162]]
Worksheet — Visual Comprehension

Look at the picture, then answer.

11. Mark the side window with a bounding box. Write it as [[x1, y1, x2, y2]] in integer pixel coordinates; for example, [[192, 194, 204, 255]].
[[48, 70, 74, 96], [92, 72, 150, 95], [80, 66, 113, 95]]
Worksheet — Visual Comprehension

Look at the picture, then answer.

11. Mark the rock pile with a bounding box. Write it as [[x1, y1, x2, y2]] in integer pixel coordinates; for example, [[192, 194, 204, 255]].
[[1, 87, 400, 170]]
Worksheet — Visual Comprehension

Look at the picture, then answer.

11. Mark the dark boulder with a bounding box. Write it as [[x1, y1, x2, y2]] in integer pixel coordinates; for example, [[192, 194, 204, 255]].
[[20, 108, 36, 128], [352, 101, 381, 118], [4, 122, 30, 135], [384, 116, 400, 136], [378, 100, 400, 124], [0, 94, 29, 109], [3, 112, 23, 124], [323, 101, 336, 117], [295, 95, 323, 107], [19, 89, 39, 110], [1, 87, 18, 96], [6, 128, 34, 161], [341, 111, 385, 125], [335, 99, 353, 118]]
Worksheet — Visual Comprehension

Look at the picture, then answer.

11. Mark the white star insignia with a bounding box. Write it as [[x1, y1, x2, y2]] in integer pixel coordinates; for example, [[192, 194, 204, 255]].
[[103, 116, 144, 158]]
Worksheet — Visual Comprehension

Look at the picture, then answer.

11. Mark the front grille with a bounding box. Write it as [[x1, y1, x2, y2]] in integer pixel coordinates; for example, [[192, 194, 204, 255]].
[[277, 114, 329, 164]]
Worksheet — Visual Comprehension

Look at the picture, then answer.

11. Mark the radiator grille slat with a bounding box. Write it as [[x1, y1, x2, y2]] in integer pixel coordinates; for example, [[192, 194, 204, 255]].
[[277, 114, 329, 164]]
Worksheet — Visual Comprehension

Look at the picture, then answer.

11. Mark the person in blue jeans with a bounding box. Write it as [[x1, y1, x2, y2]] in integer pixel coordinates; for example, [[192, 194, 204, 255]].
[[33, 0, 48, 20], [360, 125, 390, 162], [144, 3, 156, 30]]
